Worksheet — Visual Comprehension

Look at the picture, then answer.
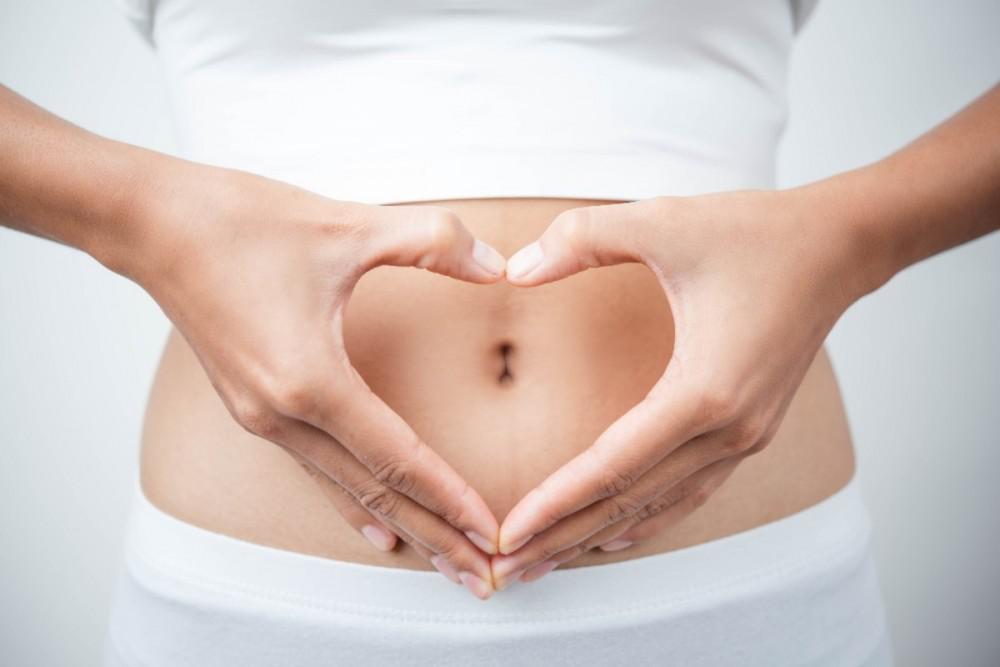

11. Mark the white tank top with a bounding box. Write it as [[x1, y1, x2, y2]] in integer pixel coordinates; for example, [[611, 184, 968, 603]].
[[118, 0, 818, 205]]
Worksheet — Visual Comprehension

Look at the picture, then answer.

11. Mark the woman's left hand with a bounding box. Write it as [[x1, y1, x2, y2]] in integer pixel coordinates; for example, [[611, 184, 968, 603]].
[[489, 188, 874, 589]]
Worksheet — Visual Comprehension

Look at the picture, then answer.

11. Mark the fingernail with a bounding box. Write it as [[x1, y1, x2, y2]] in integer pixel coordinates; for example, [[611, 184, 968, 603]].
[[465, 530, 497, 554], [499, 533, 532, 555], [490, 553, 522, 583], [495, 567, 529, 591], [430, 555, 461, 584], [458, 571, 493, 600], [519, 560, 558, 583], [472, 239, 506, 276], [361, 524, 395, 552], [598, 539, 633, 552], [506, 242, 544, 280]]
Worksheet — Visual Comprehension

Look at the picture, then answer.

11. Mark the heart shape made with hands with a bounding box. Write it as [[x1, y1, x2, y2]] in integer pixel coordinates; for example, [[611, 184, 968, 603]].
[[334, 192, 825, 593], [334, 197, 724, 591], [347, 222, 671, 538]]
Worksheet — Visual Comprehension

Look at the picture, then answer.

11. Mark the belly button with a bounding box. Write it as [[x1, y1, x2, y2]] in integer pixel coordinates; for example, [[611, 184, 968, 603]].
[[497, 341, 514, 385]]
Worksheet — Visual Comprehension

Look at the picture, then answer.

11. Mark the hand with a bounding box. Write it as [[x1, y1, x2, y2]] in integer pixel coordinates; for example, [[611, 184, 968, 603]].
[[126, 161, 506, 598], [490, 190, 866, 588]]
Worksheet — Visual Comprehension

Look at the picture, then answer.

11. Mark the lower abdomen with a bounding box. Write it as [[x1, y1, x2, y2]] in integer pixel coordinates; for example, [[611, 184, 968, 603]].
[[140, 197, 855, 571]]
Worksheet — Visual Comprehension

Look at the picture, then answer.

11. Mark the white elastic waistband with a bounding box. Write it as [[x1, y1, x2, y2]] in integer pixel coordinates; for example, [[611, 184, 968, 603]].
[[123, 472, 871, 624]]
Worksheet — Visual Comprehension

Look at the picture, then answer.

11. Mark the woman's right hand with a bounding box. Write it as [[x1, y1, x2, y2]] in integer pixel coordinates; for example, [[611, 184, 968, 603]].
[[117, 160, 504, 598]]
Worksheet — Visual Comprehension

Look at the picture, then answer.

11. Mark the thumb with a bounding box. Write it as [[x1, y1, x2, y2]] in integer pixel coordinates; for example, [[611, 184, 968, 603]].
[[505, 199, 655, 286], [371, 205, 506, 283]]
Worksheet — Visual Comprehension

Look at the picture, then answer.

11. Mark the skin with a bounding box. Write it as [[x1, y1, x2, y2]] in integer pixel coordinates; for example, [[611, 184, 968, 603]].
[[0, 84, 507, 593], [139, 196, 854, 600], [490, 82, 1000, 586], [2, 81, 998, 600]]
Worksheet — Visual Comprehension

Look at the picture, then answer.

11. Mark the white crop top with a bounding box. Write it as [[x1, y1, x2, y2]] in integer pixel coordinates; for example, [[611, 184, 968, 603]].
[[117, 0, 818, 205]]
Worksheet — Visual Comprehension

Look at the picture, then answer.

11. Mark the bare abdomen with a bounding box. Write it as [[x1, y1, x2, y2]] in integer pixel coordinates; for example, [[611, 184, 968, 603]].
[[140, 197, 855, 571]]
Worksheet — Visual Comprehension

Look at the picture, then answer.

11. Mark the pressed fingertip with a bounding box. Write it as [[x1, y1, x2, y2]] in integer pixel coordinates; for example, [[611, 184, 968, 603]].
[[505, 242, 544, 281], [519, 559, 558, 583], [465, 530, 498, 554], [498, 533, 532, 555], [361, 524, 396, 552], [430, 554, 462, 584], [458, 571, 494, 600], [472, 239, 506, 276], [598, 539, 633, 552]]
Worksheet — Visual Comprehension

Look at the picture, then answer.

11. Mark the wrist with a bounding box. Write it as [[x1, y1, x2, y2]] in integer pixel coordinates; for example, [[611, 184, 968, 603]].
[[79, 140, 181, 281], [90, 147, 220, 288], [785, 167, 900, 306]]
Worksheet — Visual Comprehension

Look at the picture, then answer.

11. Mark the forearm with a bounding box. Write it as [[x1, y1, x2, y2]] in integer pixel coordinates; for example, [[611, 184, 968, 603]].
[[799, 82, 1000, 298], [0, 83, 173, 277]]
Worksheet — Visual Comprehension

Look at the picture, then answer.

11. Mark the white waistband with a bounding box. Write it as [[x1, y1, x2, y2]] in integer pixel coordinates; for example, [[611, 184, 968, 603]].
[[122, 472, 872, 623]]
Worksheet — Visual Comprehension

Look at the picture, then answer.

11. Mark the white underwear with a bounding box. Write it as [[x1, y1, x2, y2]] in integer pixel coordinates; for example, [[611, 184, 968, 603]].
[[104, 472, 893, 666]]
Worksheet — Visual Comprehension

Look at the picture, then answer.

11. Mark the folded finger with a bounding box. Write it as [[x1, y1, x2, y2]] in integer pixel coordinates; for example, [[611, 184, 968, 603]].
[[514, 457, 740, 586], [497, 373, 710, 554], [491, 431, 733, 589], [593, 456, 741, 549], [285, 449, 400, 553], [280, 363, 500, 556], [277, 416, 495, 598]]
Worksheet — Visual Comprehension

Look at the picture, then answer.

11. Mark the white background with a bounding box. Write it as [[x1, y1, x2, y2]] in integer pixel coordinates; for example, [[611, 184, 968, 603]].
[[1, 0, 998, 664]]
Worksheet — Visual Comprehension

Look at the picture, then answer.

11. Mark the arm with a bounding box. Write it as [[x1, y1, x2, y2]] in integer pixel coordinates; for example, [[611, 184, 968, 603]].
[[0, 84, 163, 272], [805, 81, 1000, 299], [0, 83, 505, 598], [489, 82, 1000, 588]]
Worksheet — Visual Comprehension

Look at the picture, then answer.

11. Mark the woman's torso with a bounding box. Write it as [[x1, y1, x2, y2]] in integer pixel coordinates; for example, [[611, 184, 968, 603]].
[[140, 196, 855, 572], [130, 0, 848, 572]]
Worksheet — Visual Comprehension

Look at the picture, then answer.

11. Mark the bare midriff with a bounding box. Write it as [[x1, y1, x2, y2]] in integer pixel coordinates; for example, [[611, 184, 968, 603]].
[[140, 197, 855, 572]]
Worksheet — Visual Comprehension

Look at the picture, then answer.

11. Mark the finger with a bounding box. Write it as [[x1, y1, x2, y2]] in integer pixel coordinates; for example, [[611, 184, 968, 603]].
[[503, 457, 740, 589], [505, 198, 659, 286], [370, 204, 506, 282], [269, 351, 502, 556], [285, 449, 400, 553], [592, 455, 741, 550], [497, 371, 712, 554], [276, 415, 496, 598], [306, 369, 501, 555], [490, 430, 733, 589], [377, 520, 461, 585]]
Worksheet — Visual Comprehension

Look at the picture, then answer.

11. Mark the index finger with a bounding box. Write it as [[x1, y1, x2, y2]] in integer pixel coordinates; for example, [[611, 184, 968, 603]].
[[496, 373, 709, 554]]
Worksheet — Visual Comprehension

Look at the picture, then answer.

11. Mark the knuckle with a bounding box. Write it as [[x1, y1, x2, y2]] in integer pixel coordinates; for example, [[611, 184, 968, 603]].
[[599, 468, 638, 500], [432, 538, 464, 563], [692, 383, 741, 428], [371, 454, 417, 495], [725, 416, 768, 454], [604, 492, 646, 525], [231, 398, 282, 439], [355, 479, 403, 518], [438, 480, 471, 528], [636, 495, 673, 521], [533, 540, 565, 563], [425, 209, 463, 251], [553, 208, 591, 256], [270, 380, 318, 420], [689, 484, 713, 509]]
